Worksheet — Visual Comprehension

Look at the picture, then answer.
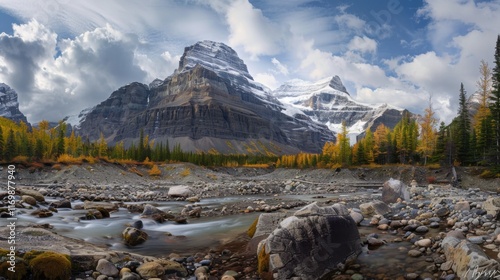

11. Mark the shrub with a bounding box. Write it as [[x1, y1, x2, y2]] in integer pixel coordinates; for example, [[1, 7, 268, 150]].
[[148, 164, 162, 177], [56, 154, 82, 165], [180, 168, 191, 177], [426, 176, 437, 184], [12, 155, 29, 165], [142, 157, 154, 168], [52, 164, 62, 171], [29, 251, 71, 280]]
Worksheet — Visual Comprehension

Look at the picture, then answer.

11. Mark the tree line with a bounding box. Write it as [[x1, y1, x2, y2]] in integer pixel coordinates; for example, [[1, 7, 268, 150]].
[[278, 35, 500, 172]]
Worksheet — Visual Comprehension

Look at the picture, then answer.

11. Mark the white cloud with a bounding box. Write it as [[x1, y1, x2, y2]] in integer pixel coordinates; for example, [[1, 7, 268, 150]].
[[254, 72, 280, 90], [348, 36, 377, 54], [225, 0, 287, 59], [0, 20, 159, 123], [271, 58, 289, 75]]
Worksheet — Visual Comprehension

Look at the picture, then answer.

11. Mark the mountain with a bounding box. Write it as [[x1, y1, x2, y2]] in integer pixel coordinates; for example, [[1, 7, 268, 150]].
[[272, 76, 407, 142], [73, 41, 334, 154], [0, 83, 29, 124]]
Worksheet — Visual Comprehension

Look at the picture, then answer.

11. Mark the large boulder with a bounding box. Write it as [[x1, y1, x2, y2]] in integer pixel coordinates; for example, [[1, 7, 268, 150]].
[[359, 200, 391, 217], [167, 185, 194, 198], [483, 197, 500, 219], [259, 202, 361, 280], [441, 231, 500, 279], [382, 178, 410, 204]]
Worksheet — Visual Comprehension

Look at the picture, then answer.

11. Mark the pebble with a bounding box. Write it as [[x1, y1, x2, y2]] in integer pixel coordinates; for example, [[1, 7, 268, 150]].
[[96, 259, 119, 277], [415, 238, 432, 247], [415, 226, 429, 233]]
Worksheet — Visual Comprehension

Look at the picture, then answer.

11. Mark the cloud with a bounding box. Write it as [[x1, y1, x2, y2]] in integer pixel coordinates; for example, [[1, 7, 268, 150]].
[[271, 58, 289, 75], [225, 0, 287, 59], [348, 36, 377, 54], [0, 20, 160, 123], [254, 72, 280, 90]]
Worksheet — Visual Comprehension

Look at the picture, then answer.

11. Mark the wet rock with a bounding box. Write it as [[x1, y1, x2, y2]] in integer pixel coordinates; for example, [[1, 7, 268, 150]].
[[96, 259, 119, 277], [50, 199, 72, 209], [31, 209, 53, 218], [168, 185, 193, 198], [132, 220, 143, 229], [122, 227, 148, 246], [19, 188, 45, 202], [84, 201, 118, 212], [186, 196, 200, 202], [260, 202, 361, 280], [21, 195, 37, 206], [382, 178, 410, 204]]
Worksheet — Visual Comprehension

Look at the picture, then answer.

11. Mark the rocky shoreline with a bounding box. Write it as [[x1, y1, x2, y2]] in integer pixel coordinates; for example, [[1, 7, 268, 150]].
[[0, 163, 499, 279]]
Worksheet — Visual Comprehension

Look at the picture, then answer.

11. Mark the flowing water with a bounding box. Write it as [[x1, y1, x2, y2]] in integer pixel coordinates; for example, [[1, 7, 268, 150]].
[[16, 194, 362, 256]]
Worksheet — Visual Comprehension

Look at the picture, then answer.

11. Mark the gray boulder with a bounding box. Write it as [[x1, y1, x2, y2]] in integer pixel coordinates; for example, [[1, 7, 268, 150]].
[[382, 178, 410, 203], [168, 185, 194, 198], [441, 231, 500, 279], [259, 202, 361, 280]]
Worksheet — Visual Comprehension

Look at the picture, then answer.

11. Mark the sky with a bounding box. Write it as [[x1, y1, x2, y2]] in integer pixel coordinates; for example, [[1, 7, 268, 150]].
[[0, 0, 499, 125]]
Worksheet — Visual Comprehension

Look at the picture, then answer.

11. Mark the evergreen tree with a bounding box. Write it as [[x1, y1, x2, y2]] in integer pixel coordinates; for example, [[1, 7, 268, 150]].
[[457, 83, 471, 164], [490, 35, 500, 165], [474, 60, 493, 163], [138, 129, 145, 161], [0, 126, 4, 159], [56, 122, 66, 156], [5, 128, 16, 161]]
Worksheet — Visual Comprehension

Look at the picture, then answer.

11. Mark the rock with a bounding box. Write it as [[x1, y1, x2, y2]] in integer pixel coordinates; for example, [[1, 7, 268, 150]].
[[261, 203, 361, 280], [359, 200, 391, 217], [132, 220, 143, 229], [415, 226, 429, 233], [367, 238, 385, 247], [96, 259, 119, 277], [440, 260, 453, 271], [50, 199, 72, 208], [382, 178, 410, 204], [121, 272, 141, 280], [21, 195, 37, 206], [441, 232, 500, 279], [435, 207, 450, 217], [221, 276, 236, 280], [415, 239, 432, 247], [84, 201, 118, 212], [19, 189, 45, 202], [28, 251, 71, 280], [454, 201, 470, 211], [156, 259, 188, 277], [483, 197, 500, 218], [194, 266, 209, 280], [142, 204, 164, 216], [122, 227, 148, 246], [186, 196, 200, 202], [408, 250, 422, 257], [467, 236, 484, 244], [405, 273, 419, 280], [168, 185, 193, 198], [136, 262, 165, 279], [350, 211, 364, 224]]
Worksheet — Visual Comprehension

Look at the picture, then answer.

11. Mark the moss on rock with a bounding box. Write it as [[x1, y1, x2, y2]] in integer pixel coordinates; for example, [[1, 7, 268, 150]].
[[29, 251, 71, 280]]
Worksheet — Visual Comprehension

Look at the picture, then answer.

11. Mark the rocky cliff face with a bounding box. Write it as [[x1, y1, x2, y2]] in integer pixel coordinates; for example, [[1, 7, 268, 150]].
[[272, 77, 406, 142], [0, 83, 29, 124], [75, 41, 333, 154], [76, 82, 149, 142]]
